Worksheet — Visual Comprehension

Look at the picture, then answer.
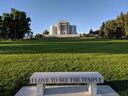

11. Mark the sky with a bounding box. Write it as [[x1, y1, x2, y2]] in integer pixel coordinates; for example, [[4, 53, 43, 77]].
[[0, 0, 128, 34]]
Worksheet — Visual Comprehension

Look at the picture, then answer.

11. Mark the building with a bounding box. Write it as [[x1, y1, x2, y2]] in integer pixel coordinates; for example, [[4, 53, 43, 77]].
[[23, 32, 33, 39], [50, 20, 77, 35]]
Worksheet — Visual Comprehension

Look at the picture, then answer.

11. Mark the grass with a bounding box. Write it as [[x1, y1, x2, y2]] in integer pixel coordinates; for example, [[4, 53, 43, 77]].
[[0, 37, 128, 96]]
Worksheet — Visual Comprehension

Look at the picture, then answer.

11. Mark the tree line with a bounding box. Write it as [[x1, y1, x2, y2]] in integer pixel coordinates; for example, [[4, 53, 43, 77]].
[[99, 12, 128, 39], [0, 8, 31, 40]]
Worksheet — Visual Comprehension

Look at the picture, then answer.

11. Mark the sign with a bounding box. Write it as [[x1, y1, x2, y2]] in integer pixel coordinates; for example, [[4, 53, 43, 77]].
[[30, 72, 104, 84]]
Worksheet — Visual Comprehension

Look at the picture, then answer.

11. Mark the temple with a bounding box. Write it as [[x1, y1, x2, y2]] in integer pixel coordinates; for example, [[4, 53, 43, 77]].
[[50, 20, 77, 35]]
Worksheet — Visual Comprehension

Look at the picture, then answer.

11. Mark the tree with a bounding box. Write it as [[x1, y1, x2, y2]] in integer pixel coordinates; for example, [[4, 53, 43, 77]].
[[1, 13, 12, 39], [89, 29, 93, 34], [99, 22, 105, 37], [43, 30, 49, 35], [124, 12, 128, 38], [88, 29, 99, 37], [99, 12, 128, 39], [0, 16, 2, 39], [35, 34, 43, 38], [0, 8, 31, 40], [10, 8, 31, 40]]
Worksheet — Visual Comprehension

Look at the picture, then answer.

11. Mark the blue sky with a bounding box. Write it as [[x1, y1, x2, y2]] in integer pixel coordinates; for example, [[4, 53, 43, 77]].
[[0, 0, 128, 34]]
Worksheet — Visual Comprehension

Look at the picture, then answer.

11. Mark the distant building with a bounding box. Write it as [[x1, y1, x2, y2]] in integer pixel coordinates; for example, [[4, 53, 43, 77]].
[[50, 20, 77, 35], [23, 32, 33, 39]]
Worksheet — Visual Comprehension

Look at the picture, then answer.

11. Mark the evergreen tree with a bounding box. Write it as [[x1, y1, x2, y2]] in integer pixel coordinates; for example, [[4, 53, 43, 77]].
[[99, 12, 128, 39], [89, 29, 93, 34], [99, 22, 105, 37], [0, 8, 31, 40]]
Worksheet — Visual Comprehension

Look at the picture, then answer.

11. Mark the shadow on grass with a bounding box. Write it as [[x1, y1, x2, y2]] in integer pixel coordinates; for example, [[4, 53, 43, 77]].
[[0, 39, 128, 54], [105, 80, 128, 92], [0, 38, 116, 44]]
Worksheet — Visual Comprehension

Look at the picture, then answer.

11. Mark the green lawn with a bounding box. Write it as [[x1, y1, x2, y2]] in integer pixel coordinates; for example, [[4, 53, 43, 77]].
[[0, 38, 128, 96]]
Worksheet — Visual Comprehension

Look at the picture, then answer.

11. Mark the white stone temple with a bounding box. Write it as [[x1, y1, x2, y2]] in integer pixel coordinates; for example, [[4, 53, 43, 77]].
[[50, 20, 77, 35]]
